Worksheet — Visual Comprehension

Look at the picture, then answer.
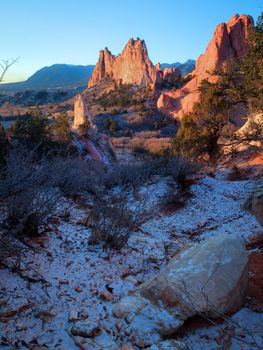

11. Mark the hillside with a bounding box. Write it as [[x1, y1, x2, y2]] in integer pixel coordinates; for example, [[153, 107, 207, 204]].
[[0, 64, 95, 91]]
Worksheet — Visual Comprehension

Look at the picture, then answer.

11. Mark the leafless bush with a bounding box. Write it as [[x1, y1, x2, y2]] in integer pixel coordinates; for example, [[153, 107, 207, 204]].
[[3, 188, 60, 237], [0, 232, 26, 264], [87, 192, 143, 250], [162, 188, 193, 213], [165, 156, 199, 189], [0, 149, 58, 260], [135, 130, 160, 138], [129, 136, 171, 156], [103, 160, 156, 190], [226, 165, 249, 181], [0, 149, 55, 263], [0, 147, 108, 263], [104, 157, 197, 191], [0, 147, 52, 202], [144, 138, 172, 156], [48, 157, 103, 196]]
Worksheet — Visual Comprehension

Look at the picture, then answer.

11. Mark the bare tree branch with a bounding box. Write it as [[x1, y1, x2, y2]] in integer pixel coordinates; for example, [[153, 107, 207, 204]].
[[0, 57, 19, 83]]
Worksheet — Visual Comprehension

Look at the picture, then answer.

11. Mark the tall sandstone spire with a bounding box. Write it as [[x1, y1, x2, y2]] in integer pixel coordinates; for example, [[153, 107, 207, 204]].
[[88, 38, 163, 87], [157, 14, 254, 119]]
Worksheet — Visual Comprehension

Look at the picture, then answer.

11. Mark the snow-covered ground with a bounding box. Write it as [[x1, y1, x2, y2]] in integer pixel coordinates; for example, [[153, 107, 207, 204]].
[[0, 173, 262, 349]]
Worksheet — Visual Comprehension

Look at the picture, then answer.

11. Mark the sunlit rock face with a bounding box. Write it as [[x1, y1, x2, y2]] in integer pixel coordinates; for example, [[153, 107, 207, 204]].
[[157, 14, 254, 119], [88, 38, 164, 88], [73, 94, 91, 129]]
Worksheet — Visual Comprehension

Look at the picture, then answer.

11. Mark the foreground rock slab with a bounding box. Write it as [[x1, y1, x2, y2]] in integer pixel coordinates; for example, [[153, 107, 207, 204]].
[[140, 233, 248, 318], [113, 234, 248, 346]]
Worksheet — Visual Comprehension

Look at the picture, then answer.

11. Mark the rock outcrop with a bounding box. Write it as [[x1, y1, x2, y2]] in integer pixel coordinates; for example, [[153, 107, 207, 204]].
[[73, 94, 115, 165], [243, 178, 263, 227], [237, 112, 263, 137], [140, 233, 248, 317], [88, 38, 180, 88], [157, 14, 254, 119], [112, 234, 248, 346], [73, 94, 91, 129], [159, 67, 182, 87]]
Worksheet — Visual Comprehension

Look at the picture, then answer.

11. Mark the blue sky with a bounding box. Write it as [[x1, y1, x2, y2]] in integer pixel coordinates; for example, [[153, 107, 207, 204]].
[[1, 0, 262, 83]]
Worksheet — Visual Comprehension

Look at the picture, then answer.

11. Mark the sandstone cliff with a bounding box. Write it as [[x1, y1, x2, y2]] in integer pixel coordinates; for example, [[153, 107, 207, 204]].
[[157, 14, 254, 119], [88, 38, 178, 88]]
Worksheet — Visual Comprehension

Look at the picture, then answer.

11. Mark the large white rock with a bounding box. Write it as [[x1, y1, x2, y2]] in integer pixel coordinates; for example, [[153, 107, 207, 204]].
[[112, 234, 248, 346], [140, 234, 248, 319], [73, 94, 91, 129]]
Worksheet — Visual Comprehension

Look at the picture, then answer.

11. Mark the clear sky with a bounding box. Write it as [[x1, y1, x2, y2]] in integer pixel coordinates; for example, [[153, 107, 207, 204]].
[[1, 0, 262, 83]]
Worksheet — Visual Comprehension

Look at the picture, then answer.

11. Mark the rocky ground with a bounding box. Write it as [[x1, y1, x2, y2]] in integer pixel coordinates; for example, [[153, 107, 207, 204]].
[[0, 170, 263, 349]]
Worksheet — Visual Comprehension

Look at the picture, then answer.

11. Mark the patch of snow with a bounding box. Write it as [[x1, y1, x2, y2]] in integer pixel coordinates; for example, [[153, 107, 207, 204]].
[[1, 173, 262, 349]]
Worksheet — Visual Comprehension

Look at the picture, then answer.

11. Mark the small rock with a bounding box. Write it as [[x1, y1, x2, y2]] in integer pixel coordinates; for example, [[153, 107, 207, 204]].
[[148, 255, 158, 263], [100, 290, 113, 302], [197, 220, 207, 228], [36, 310, 56, 321], [124, 276, 138, 286], [78, 311, 89, 320], [147, 339, 189, 349], [122, 268, 131, 279], [59, 279, 69, 285], [71, 320, 101, 338], [68, 310, 78, 322], [100, 252, 109, 259], [112, 296, 146, 318]]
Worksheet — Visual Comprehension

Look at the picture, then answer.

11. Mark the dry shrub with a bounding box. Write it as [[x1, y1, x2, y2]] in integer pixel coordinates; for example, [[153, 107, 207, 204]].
[[165, 156, 199, 189], [129, 136, 172, 156], [130, 136, 145, 150], [162, 189, 193, 213], [135, 130, 160, 138], [49, 157, 103, 196], [226, 165, 249, 181], [110, 137, 130, 149], [104, 156, 197, 191], [0, 147, 51, 201], [0, 148, 103, 263], [103, 160, 155, 190], [144, 138, 172, 156], [88, 157, 197, 249], [4, 189, 60, 237], [0, 232, 25, 263], [87, 192, 143, 250]]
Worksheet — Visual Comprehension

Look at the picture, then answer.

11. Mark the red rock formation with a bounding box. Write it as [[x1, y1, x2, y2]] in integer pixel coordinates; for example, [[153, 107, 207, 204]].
[[157, 14, 254, 119], [88, 38, 164, 88], [160, 67, 181, 86], [88, 48, 115, 87]]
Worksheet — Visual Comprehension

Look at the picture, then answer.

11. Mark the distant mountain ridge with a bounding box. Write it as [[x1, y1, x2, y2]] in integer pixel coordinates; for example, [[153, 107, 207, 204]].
[[0, 64, 95, 91], [160, 59, 196, 76]]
